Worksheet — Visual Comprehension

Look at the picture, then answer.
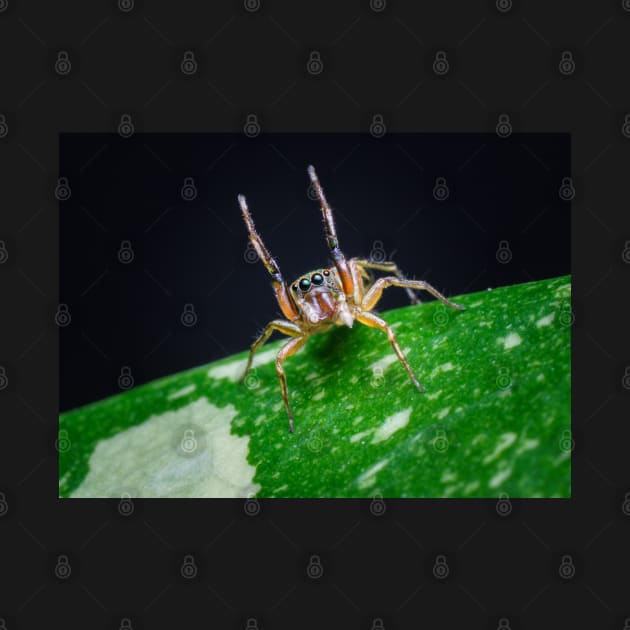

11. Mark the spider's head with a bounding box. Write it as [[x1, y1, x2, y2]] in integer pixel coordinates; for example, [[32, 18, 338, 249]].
[[290, 268, 345, 325]]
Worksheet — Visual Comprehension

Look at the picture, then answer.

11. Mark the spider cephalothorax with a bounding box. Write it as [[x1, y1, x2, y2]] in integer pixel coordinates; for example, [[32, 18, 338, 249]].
[[238, 166, 465, 432]]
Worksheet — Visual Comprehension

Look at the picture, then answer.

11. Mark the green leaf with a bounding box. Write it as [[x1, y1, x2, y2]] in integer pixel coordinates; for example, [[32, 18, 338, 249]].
[[59, 275, 571, 498]]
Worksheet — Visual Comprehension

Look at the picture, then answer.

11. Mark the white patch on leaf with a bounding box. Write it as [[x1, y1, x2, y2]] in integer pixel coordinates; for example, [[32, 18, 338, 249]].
[[516, 438, 539, 454], [536, 313, 555, 328], [207, 347, 278, 382], [371, 408, 412, 444], [167, 384, 196, 400], [483, 432, 517, 464], [501, 333, 522, 350], [350, 429, 373, 443], [489, 465, 513, 488], [356, 459, 389, 489], [71, 398, 259, 498], [369, 349, 410, 377]]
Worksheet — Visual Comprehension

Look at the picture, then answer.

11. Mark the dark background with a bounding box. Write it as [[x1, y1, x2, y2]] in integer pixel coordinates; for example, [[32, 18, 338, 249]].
[[1, 1, 629, 629], [60, 132, 569, 411]]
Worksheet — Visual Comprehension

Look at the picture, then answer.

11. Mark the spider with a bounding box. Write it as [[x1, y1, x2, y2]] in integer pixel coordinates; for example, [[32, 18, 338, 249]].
[[237, 165, 465, 432]]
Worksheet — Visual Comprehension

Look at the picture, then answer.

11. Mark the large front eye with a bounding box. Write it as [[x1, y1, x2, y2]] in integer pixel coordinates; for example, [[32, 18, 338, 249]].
[[311, 273, 323, 285], [298, 278, 311, 292]]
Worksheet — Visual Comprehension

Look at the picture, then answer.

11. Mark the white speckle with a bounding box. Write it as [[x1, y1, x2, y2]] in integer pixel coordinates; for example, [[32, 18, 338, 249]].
[[70, 398, 259, 498], [536, 313, 555, 328], [350, 375, 359, 384], [502, 333, 522, 350], [272, 401, 283, 413], [498, 389, 512, 398], [356, 459, 389, 489], [305, 372, 319, 381], [426, 391, 442, 400], [353, 416, 364, 426], [167, 384, 196, 400], [350, 429, 373, 443], [516, 438, 539, 454], [473, 388, 480, 397], [483, 432, 517, 464], [312, 389, 325, 401], [554, 451, 570, 466], [437, 407, 451, 420], [441, 470, 457, 483], [536, 374, 545, 382], [430, 362, 455, 379], [489, 466, 512, 488], [275, 484, 288, 492], [554, 283, 571, 298], [464, 481, 479, 494], [208, 347, 279, 382], [369, 349, 410, 377], [371, 408, 412, 444]]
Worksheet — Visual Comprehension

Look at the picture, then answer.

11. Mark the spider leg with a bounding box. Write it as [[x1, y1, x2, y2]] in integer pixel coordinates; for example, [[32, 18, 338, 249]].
[[348, 257, 374, 305], [353, 258, 422, 305], [362, 276, 466, 312], [355, 310, 425, 392], [307, 166, 355, 299], [240, 319, 303, 383], [238, 195, 299, 321], [275, 335, 309, 432]]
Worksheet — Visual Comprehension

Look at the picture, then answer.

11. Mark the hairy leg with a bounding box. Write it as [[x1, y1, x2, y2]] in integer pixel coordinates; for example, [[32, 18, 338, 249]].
[[238, 195, 299, 321], [362, 276, 465, 312], [307, 166, 355, 298], [241, 319, 302, 382], [347, 257, 370, 306], [354, 258, 422, 305], [275, 335, 309, 432], [355, 310, 425, 392]]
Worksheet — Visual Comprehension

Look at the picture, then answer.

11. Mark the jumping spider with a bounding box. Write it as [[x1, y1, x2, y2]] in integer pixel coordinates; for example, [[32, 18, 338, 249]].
[[238, 165, 465, 432]]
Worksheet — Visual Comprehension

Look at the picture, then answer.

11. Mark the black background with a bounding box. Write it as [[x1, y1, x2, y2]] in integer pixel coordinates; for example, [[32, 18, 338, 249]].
[[1, 1, 629, 629], [60, 132, 570, 411]]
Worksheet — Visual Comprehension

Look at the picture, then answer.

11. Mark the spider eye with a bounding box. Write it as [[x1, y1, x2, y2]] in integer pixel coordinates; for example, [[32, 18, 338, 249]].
[[311, 273, 323, 285], [298, 278, 311, 292], [323, 269, 330, 276]]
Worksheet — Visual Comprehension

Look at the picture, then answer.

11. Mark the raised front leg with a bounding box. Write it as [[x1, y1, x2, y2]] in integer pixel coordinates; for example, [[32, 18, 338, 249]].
[[238, 195, 299, 321], [307, 165, 355, 298], [240, 319, 302, 383]]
